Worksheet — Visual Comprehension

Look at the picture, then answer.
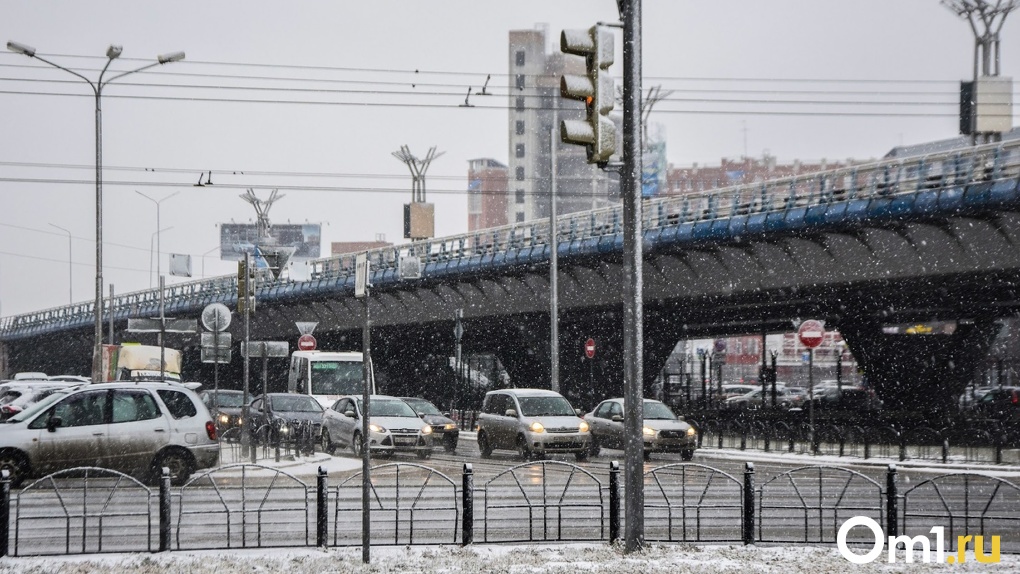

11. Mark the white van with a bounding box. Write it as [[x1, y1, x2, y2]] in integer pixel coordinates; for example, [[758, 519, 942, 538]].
[[287, 351, 374, 408]]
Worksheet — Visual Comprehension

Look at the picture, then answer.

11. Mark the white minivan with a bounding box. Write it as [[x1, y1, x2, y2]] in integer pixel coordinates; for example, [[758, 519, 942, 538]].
[[0, 382, 219, 487]]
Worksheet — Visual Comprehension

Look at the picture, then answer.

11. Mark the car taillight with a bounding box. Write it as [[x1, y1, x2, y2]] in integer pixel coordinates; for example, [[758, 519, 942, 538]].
[[205, 421, 218, 441], [1, 405, 19, 416], [1012, 391, 1018, 405]]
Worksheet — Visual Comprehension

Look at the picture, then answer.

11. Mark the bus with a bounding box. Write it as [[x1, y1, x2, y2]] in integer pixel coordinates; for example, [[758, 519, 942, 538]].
[[287, 350, 374, 408]]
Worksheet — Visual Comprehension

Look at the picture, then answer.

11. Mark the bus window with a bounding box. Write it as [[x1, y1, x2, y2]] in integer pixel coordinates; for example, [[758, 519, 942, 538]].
[[310, 360, 364, 396]]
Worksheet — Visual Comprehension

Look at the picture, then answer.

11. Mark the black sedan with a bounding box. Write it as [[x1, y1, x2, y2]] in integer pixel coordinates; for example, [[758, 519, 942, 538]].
[[400, 397, 459, 453], [200, 389, 247, 435], [249, 393, 325, 442]]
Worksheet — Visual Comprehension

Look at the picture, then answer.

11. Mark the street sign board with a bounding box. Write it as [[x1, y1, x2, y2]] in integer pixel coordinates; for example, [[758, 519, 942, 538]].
[[355, 253, 369, 298], [298, 334, 316, 351], [201, 347, 232, 364], [200, 332, 232, 349], [295, 321, 318, 336], [127, 318, 198, 334], [201, 303, 232, 332], [242, 341, 290, 358], [798, 320, 825, 348], [584, 338, 596, 359]]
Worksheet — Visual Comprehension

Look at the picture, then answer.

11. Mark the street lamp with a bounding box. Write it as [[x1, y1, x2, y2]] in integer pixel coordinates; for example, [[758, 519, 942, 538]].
[[136, 190, 180, 287], [149, 226, 174, 288], [8, 40, 185, 383], [48, 223, 73, 304]]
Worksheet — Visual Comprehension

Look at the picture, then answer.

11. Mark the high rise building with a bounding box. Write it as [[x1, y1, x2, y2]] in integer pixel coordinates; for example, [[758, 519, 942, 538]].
[[505, 25, 619, 225]]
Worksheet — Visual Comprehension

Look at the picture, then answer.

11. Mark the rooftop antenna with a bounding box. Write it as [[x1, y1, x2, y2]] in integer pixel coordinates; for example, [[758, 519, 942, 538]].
[[942, 0, 1017, 79], [392, 145, 444, 203]]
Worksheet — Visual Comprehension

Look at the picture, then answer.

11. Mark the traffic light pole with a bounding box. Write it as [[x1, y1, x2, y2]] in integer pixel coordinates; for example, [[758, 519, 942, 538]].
[[619, 0, 645, 554]]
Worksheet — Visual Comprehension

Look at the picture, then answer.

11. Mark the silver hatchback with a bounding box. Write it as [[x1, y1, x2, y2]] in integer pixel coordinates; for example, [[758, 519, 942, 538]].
[[475, 389, 590, 461]]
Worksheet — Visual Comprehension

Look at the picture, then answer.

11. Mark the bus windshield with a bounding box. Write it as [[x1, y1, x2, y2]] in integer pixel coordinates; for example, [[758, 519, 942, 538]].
[[309, 361, 364, 396]]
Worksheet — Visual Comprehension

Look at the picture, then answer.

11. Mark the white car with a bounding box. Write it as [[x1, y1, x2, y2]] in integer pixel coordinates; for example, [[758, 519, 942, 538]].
[[0, 381, 219, 487], [320, 395, 433, 459]]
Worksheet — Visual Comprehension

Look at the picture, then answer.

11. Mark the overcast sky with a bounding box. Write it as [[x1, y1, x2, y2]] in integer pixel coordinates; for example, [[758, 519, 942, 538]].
[[1, 0, 1018, 317]]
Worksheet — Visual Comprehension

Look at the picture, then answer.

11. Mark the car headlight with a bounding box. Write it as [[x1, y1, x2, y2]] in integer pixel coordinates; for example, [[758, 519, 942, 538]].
[[686, 427, 696, 437], [420, 425, 433, 435], [280, 425, 290, 434], [578, 420, 590, 433], [218, 414, 229, 425], [643, 426, 657, 437], [529, 421, 545, 433], [444, 423, 457, 431], [369, 423, 386, 433]]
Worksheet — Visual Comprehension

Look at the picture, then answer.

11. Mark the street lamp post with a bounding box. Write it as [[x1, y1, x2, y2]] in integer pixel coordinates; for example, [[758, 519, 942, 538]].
[[149, 227, 174, 288], [48, 223, 73, 304], [136, 190, 180, 288], [7, 40, 185, 383]]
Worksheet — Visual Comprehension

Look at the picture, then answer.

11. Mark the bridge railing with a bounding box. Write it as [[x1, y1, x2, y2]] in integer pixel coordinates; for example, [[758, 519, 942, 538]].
[[3, 139, 1020, 335]]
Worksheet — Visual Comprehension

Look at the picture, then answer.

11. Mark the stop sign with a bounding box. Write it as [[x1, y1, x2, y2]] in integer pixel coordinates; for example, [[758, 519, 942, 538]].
[[797, 320, 825, 349], [584, 338, 596, 359], [297, 334, 317, 351]]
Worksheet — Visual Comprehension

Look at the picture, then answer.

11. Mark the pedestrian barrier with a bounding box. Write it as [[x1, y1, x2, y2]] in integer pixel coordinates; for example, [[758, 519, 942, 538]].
[[1, 460, 1018, 557]]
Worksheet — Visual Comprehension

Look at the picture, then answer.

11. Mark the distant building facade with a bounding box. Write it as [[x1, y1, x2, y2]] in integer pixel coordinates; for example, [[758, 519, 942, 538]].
[[467, 158, 509, 232]]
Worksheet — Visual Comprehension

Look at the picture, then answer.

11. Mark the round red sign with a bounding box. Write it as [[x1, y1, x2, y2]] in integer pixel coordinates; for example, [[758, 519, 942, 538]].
[[797, 320, 825, 349], [297, 334, 317, 351], [584, 338, 596, 359]]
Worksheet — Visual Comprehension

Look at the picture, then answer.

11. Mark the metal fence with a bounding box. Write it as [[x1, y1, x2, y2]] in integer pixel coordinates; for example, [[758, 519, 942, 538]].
[[2, 461, 1019, 557], [691, 418, 1020, 465]]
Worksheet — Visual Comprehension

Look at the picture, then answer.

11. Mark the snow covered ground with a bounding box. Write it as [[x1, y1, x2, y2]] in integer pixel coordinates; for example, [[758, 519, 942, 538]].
[[2, 543, 1018, 573]]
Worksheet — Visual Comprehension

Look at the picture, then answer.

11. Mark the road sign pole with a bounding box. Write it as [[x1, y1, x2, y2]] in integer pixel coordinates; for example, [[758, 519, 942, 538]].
[[213, 327, 220, 411], [809, 347, 815, 454], [242, 251, 251, 460]]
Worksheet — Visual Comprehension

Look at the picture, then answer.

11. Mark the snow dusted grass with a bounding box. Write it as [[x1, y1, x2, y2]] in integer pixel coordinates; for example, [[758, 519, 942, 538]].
[[2, 544, 1019, 573]]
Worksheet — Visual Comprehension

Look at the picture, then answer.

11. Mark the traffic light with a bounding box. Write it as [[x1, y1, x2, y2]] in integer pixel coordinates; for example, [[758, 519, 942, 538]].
[[237, 259, 256, 315], [560, 25, 616, 165]]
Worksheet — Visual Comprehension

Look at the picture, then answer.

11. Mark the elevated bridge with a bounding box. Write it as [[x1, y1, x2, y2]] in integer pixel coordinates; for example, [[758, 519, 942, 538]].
[[3, 140, 1020, 412]]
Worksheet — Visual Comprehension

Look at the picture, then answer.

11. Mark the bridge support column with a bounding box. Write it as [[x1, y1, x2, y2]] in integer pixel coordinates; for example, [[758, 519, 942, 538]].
[[838, 316, 1000, 414]]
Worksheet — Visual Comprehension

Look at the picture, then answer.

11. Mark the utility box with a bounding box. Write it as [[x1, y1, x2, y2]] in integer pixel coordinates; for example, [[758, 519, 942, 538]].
[[960, 76, 1013, 135], [403, 202, 435, 239]]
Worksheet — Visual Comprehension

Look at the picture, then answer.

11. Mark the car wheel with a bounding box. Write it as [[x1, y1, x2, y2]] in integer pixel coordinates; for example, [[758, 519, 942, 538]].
[[0, 449, 29, 488], [416, 449, 432, 460], [477, 431, 492, 458], [643, 450, 652, 461], [516, 435, 532, 461], [443, 435, 457, 453], [575, 450, 589, 463], [351, 432, 364, 457], [589, 435, 601, 457], [154, 449, 194, 487], [681, 449, 695, 461], [321, 429, 335, 455]]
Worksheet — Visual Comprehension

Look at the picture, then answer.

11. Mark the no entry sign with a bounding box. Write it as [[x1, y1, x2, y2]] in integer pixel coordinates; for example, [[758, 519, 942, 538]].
[[298, 334, 317, 351], [584, 338, 596, 359], [797, 320, 825, 349]]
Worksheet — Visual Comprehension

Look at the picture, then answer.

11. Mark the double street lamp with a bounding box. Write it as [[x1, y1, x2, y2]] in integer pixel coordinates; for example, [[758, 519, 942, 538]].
[[7, 41, 185, 383]]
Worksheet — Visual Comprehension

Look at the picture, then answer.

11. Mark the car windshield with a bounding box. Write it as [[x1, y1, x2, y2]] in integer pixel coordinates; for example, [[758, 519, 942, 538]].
[[517, 396, 575, 417], [208, 392, 245, 408], [270, 395, 324, 413], [357, 398, 417, 417], [644, 401, 678, 420], [403, 399, 441, 416], [5, 389, 70, 423]]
